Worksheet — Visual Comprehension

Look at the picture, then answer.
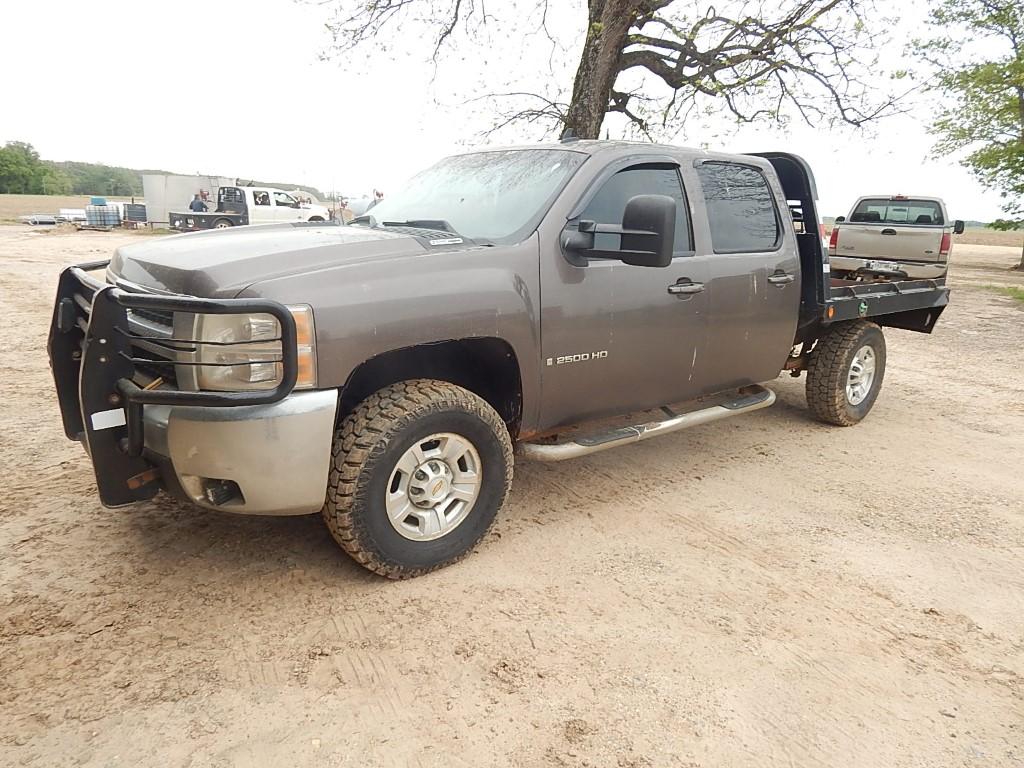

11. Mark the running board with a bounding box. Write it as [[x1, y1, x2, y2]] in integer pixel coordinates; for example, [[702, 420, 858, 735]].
[[520, 385, 776, 462]]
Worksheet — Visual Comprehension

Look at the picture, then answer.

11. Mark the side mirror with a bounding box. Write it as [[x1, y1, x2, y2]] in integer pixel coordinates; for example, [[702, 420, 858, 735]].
[[619, 194, 676, 267], [834, 215, 846, 224], [953, 219, 965, 235], [563, 194, 676, 268]]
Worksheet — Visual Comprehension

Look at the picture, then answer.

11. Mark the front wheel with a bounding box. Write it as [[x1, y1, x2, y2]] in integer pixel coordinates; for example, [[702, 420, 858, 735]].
[[806, 320, 886, 426], [322, 380, 513, 578]]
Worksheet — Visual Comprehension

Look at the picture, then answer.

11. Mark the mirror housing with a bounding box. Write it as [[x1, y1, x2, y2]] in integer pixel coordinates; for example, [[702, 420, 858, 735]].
[[953, 219, 965, 235], [563, 194, 676, 268], [834, 215, 846, 224]]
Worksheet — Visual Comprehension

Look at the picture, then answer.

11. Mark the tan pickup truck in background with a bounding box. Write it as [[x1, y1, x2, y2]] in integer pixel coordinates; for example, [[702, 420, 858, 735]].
[[829, 195, 965, 280]]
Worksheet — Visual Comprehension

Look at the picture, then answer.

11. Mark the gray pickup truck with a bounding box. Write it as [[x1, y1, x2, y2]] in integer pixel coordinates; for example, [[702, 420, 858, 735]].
[[48, 140, 950, 578]]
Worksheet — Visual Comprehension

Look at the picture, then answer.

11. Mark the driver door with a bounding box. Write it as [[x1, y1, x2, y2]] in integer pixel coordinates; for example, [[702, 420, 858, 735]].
[[273, 191, 303, 221], [538, 162, 711, 430]]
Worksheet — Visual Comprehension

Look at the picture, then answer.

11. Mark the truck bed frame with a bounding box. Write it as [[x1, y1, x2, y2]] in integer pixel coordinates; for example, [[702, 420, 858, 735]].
[[751, 152, 950, 345]]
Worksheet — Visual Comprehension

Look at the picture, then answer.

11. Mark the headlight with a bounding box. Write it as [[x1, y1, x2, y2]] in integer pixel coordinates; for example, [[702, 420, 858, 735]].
[[193, 305, 316, 391]]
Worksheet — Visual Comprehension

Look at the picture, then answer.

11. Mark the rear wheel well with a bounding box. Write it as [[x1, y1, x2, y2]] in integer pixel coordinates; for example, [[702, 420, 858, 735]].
[[338, 339, 523, 438]]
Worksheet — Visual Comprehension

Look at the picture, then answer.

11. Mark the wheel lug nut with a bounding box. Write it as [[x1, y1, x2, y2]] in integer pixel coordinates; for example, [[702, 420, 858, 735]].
[[415, 470, 427, 481], [429, 462, 439, 472], [410, 487, 422, 495]]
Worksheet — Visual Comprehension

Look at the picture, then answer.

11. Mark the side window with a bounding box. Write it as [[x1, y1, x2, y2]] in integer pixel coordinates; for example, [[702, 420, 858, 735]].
[[581, 164, 692, 254], [253, 191, 271, 206], [696, 163, 780, 253], [273, 191, 297, 207]]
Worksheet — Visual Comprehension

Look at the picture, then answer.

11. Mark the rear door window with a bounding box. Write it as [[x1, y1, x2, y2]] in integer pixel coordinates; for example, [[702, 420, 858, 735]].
[[696, 163, 780, 253], [850, 199, 944, 225]]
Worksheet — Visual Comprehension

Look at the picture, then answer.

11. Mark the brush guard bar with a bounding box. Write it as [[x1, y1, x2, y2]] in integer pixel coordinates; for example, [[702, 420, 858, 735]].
[[47, 260, 298, 506]]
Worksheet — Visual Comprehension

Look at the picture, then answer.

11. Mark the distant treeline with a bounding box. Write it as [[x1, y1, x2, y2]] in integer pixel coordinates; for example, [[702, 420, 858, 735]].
[[0, 141, 325, 199]]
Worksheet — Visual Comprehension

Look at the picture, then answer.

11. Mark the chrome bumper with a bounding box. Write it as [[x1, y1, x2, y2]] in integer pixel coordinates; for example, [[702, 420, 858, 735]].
[[143, 389, 338, 515], [830, 255, 948, 280]]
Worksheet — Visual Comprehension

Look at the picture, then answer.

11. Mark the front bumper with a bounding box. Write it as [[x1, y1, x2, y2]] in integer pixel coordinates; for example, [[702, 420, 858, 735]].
[[48, 261, 334, 515], [144, 390, 337, 515]]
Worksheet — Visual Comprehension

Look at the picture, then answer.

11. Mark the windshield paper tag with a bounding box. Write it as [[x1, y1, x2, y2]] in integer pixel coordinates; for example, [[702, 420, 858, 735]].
[[429, 237, 463, 246]]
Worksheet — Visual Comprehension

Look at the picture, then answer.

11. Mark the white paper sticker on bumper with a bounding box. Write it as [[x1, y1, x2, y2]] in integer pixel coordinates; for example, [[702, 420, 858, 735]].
[[90, 408, 127, 431]]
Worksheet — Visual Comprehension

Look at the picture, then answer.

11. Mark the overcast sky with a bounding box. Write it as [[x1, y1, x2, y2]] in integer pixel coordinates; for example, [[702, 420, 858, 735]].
[[0, 0, 1007, 220]]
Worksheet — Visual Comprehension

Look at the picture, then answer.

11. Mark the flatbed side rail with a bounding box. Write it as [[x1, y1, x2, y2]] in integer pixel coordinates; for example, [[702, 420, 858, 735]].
[[47, 261, 298, 506], [825, 277, 949, 333]]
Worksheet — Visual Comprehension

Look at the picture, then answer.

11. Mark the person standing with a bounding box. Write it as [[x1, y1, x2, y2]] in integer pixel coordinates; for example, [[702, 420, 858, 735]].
[[189, 194, 208, 212]]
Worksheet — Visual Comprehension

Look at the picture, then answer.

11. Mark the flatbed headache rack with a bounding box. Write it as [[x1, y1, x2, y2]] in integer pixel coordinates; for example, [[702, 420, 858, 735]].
[[749, 152, 950, 342], [47, 260, 299, 507]]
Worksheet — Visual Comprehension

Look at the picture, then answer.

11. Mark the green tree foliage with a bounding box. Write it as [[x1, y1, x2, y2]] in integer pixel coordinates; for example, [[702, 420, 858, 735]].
[[914, 0, 1024, 266], [0, 141, 44, 193]]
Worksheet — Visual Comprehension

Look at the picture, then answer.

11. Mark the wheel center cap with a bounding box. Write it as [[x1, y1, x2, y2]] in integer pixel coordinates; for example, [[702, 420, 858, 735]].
[[410, 461, 453, 506]]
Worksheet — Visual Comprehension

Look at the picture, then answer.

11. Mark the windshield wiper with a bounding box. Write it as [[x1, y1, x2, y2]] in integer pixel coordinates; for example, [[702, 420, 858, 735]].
[[352, 216, 493, 245], [381, 219, 458, 234]]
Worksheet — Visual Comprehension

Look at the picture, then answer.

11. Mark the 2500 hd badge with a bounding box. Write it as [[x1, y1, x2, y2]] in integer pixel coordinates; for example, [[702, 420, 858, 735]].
[[546, 350, 609, 366]]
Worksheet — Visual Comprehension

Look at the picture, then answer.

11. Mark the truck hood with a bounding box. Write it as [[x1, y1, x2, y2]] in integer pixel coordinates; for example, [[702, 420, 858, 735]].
[[108, 223, 429, 297]]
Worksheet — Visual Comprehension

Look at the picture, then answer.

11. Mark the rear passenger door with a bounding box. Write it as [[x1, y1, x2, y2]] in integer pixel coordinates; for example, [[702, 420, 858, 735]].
[[690, 160, 800, 389], [249, 189, 275, 223]]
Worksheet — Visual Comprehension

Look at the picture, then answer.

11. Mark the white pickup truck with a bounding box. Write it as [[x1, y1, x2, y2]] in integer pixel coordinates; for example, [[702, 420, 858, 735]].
[[169, 186, 331, 231], [829, 195, 965, 280]]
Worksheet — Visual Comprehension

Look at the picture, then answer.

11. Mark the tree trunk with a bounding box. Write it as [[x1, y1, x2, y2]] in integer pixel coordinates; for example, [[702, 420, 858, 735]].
[[1017, 233, 1024, 271], [562, 0, 639, 139]]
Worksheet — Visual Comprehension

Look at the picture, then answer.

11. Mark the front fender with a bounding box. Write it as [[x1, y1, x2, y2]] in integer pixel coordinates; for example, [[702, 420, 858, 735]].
[[239, 235, 543, 431]]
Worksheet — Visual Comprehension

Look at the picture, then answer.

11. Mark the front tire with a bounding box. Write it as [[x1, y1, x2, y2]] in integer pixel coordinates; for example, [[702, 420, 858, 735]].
[[806, 320, 886, 426], [322, 380, 513, 578]]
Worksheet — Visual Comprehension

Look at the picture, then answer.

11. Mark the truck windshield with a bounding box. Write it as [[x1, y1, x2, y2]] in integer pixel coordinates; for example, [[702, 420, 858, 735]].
[[851, 198, 945, 225], [357, 149, 587, 242]]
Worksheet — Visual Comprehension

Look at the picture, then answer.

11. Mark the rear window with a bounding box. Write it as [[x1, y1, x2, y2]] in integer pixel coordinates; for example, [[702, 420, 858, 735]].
[[850, 199, 944, 225]]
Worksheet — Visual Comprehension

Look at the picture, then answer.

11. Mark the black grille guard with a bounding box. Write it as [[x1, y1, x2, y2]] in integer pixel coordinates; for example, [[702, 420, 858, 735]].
[[47, 260, 299, 506]]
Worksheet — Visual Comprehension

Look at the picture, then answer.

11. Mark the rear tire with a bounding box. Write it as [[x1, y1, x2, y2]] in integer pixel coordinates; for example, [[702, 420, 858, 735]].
[[806, 320, 886, 426], [213, 218, 233, 229], [322, 379, 513, 579], [308, 216, 325, 222]]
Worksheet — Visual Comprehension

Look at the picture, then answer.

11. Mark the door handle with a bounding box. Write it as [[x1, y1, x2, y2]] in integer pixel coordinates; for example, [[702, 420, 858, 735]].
[[767, 272, 795, 285], [880, 228, 897, 235], [668, 281, 705, 296]]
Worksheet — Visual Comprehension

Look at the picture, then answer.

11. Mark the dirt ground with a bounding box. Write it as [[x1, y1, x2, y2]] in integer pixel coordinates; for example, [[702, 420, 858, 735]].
[[1, 225, 1022, 768]]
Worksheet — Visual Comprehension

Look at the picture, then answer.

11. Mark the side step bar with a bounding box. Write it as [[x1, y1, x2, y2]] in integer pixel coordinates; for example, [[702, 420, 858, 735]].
[[520, 385, 776, 462]]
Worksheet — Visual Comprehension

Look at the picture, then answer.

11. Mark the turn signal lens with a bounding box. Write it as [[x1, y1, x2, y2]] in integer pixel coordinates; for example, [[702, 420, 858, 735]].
[[287, 305, 317, 390]]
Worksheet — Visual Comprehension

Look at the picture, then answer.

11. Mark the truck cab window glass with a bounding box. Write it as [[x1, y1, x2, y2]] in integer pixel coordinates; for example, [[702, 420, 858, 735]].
[[850, 199, 944, 225], [274, 192, 297, 208], [356, 149, 587, 243], [582, 165, 692, 254], [254, 192, 271, 206], [697, 163, 780, 253]]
